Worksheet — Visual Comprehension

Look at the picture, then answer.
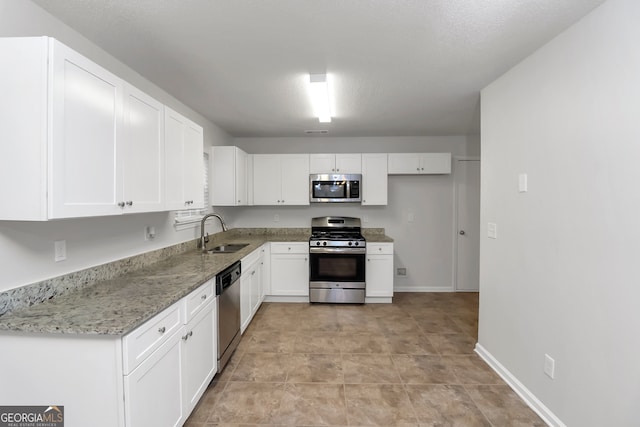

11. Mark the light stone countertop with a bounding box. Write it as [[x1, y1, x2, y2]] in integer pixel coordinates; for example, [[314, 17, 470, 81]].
[[0, 228, 391, 336]]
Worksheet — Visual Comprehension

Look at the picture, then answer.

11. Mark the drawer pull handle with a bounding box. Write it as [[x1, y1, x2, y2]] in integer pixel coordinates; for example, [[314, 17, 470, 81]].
[[201, 294, 207, 300], [158, 326, 166, 334], [182, 331, 193, 341]]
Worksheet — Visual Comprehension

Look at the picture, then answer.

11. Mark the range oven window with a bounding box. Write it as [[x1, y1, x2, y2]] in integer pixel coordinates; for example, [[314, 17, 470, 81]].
[[312, 181, 347, 199], [310, 252, 365, 282]]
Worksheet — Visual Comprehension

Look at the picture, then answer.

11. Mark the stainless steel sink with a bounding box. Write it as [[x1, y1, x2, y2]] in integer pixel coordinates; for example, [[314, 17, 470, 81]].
[[205, 243, 250, 253]]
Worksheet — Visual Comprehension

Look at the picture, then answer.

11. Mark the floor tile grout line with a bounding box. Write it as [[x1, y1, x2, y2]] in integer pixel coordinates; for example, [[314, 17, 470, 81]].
[[461, 383, 498, 427]]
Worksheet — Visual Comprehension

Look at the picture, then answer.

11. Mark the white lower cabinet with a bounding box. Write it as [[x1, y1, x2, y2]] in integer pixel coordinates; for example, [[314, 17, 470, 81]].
[[123, 280, 216, 427], [269, 242, 309, 296], [240, 247, 264, 333], [124, 328, 184, 427], [182, 298, 216, 415], [366, 243, 394, 300]]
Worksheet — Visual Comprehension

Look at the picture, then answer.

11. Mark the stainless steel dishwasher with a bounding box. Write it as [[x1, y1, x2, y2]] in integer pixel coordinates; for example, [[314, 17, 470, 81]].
[[216, 261, 241, 373]]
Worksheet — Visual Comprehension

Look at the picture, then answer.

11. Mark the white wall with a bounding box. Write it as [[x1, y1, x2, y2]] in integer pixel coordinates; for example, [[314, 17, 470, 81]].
[[220, 136, 479, 291], [479, 0, 640, 425], [0, 0, 232, 293]]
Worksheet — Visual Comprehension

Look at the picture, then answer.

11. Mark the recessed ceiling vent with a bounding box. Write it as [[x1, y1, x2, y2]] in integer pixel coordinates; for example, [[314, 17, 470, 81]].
[[304, 130, 328, 135]]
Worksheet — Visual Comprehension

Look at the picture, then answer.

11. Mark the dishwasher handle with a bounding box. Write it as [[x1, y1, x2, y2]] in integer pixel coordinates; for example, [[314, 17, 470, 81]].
[[215, 261, 242, 295]]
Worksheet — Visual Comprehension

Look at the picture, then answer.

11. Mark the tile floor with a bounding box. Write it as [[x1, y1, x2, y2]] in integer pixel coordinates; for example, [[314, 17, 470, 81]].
[[185, 292, 546, 426]]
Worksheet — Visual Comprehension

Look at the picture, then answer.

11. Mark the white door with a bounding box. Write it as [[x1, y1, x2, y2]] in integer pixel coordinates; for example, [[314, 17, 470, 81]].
[[164, 107, 186, 210], [455, 159, 481, 291], [183, 121, 204, 209], [122, 84, 164, 213], [361, 153, 388, 205], [49, 40, 124, 218], [252, 154, 282, 205], [280, 154, 310, 205]]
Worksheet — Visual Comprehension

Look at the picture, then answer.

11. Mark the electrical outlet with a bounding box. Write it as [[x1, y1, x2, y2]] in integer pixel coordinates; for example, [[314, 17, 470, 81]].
[[54, 240, 66, 262], [544, 354, 555, 379], [145, 226, 156, 241], [274, 214, 280, 222], [363, 215, 369, 223], [397, 267, 407, 276]]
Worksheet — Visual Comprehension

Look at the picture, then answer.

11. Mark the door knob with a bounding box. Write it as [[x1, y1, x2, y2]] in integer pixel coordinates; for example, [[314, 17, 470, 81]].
[[459, 230, 466, 235]]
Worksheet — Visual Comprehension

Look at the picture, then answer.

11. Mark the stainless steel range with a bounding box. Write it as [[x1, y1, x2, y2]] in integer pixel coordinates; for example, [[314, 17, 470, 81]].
[[309, 216, 366, 303]]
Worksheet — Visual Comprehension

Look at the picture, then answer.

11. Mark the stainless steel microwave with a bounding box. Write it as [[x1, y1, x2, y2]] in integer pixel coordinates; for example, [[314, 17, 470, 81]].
[[309, 174, 362, 203]]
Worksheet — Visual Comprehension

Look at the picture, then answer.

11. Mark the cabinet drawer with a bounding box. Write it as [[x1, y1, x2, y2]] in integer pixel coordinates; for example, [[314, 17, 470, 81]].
[[183, 279, 215, 323], [123, 302, 183, 374], [367, 243, 393, 255], [241, 247, 262, 268], [271, 242, 308, 254]]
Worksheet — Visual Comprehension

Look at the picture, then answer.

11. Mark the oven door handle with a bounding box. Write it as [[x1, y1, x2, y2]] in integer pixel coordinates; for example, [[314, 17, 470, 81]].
[[309, 247, 366, 254]]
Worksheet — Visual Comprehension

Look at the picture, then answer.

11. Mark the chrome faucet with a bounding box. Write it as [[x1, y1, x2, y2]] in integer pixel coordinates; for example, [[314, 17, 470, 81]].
[[200, 213, 228, 252]]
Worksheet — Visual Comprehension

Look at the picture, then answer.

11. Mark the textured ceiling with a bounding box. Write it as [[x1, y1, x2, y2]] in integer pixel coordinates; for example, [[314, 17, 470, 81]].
[[32, 0, 605, 137]]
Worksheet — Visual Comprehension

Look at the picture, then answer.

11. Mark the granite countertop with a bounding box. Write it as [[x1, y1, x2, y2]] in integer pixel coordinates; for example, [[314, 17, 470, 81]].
[[0, 228, 391, 336]]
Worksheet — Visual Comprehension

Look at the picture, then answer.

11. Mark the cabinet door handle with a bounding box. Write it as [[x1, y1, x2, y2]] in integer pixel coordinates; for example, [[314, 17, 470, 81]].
[[118, 201, 125, 207], [158, 326, 166, 334], [126, 201, 133, 206], [251, 270, 256, 276], [201, 294, 207, 300]]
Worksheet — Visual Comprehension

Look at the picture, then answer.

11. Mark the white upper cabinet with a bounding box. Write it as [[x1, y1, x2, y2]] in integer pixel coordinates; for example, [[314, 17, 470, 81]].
[[0, 37, 203, 220], [122, 84, 165, 213], [361, 153, 388, 206], [164, 107, 204, 210], [253, 154, 309, 205], [310, 153, 362, 174], [387, 153, 452, 175], [211, 146, 248, 206], [48, 39, 125, 218], [0, 36, 130, 220]]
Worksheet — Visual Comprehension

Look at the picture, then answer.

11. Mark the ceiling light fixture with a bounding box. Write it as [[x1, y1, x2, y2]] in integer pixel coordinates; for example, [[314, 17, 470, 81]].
[[309, 74, 332, 123]]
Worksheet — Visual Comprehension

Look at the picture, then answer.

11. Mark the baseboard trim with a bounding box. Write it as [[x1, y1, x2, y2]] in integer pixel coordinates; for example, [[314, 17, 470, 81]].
[[365, 297, 392, 304], [263, 295, 309, 303], [394, 286, 453, 292], [474, 343, 566, 427]]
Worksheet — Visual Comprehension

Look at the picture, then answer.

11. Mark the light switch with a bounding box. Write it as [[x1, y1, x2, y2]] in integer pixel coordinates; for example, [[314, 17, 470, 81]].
[[487, 223, 497, 239], [518, 173, 528, 192]]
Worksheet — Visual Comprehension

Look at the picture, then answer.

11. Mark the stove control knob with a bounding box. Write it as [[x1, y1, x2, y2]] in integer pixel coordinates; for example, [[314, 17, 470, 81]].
[[316, 242, 320, 246], [348, 241, 353, 246], [323, 241, 327, 246], [354, 242, 359, 246]]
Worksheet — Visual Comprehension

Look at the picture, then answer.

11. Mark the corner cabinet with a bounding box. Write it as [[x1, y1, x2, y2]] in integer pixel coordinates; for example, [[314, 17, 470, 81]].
[[366, 243, 394, 302], [387, 153, 452, 175], [0, 37, 175, 220], [211, 146, 248, 206], [253, 154, 310, 205], [165, 107, 205, 210], [269, 242, 309, 297]]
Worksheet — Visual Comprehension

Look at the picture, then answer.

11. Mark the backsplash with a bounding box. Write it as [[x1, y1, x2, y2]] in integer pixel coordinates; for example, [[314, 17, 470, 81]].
[[0, 239, 196, 317]]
